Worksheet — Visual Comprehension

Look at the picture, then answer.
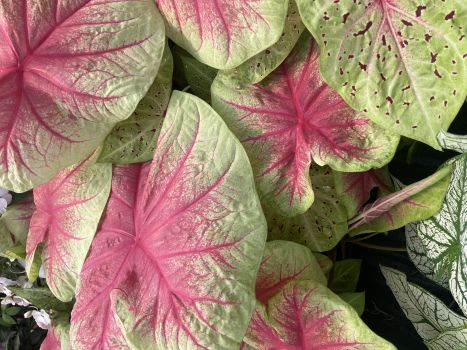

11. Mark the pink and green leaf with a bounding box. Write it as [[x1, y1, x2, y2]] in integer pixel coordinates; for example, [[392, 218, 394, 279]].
[[217, 0, 305, 85], [156, 0, 288, 69], [70, 92, 267, 349], [0, 0, 165, 191], [212, 34, 398, 216], [334, 168, 393, 218], [349, 165, 452, 235], [1, 195, 35, 245], [243, 241, 395, 349], [267, 165, 349, 252], [26, 151, 112, 301], [256, 241, 327, 305], [41, 313, 70, 350], [297, 0, 467, 148], [99, 43, 173, 164]]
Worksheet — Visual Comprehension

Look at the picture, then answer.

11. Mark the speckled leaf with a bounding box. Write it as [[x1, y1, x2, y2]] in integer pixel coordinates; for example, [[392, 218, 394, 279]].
[[329, 259, 362, 294], [334, 168, 393, 218], [349, 165, 452, 235], [242, 241, 391, 349], [99, 44, 173, 164], [382, 266, 467, 350], [213, 34, 398, 217], [217, 0, 304, 84], [267, 165, 349, 252], [256, 241, 327, 305], [174, 47, 217, 103], [156, 0, 287, 69], [297, 0, 467, 149], [70, 92, 267, 349], [0, 0, 165, 192], [411, 154, 467, 316], [26, 152, 112, 302], [406, 222, 449, 287]]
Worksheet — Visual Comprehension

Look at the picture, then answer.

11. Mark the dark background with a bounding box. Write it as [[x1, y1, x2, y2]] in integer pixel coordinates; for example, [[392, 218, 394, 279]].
[[346, 103, 467, 349]]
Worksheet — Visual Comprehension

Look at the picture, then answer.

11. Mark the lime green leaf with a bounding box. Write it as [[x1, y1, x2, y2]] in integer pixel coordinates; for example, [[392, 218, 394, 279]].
[[26, 151, 112, 301], [217, 0, 305, 85], [339, 291, 365, 316], [297, 0, 467, 148], [329, 259, 362, 294], [349, 165, 452, 235], [99, 43, 173, 164], [174, 47, 217, 103], [156, 0, 288, 69], [268, 165, 348, 252]]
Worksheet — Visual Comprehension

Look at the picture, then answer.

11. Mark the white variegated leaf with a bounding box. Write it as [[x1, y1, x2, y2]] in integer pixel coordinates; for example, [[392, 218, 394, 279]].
[[412, 154, 467, 315], [381, 266, 467, 350]]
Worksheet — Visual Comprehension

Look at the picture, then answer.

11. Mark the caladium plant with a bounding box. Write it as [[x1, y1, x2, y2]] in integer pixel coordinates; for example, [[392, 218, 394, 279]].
[[297, 0, 467, 149], [155, 0, 288, 69], [26, 151, 111, 302], [382, 266, 467, 350], [0, 0, 165, 191], [406, 154, 467, 315], [70, 92, 267, 349], [212, 34, 399, 217], [243, 241, 395, 349], [0, 1, 465, 348]]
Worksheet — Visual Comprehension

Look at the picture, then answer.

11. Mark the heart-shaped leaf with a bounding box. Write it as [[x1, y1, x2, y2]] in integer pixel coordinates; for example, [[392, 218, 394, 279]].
[[297, 0, 467, 148], [26, 152, 112, 301], [0, 0, 165, 191], [70, 92, 267, 349], [156, 0, 288, 69], [217, 0, 305, 85], [243, 241, 395, 349], [267, 165, 348, 252], [212, 34, 398, 216]]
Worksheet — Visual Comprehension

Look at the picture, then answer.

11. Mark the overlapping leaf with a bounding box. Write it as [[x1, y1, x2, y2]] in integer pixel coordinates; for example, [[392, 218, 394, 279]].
[[217, 0, 305, 85], [410, 154, 467, 315], [334, 168, 393, 218], [26, 152, 112, 302], [348, 166, 452, 235], [267, 165, 348, 252], [0, 0, 165, 191], [382, 266, 467, 350], [156, 0, 288, 69], [70, 92, 267, 349], [99, 43, 173, 164], [213, 34, 398, 216], [243, 241, 395, 349], [297, 0, 467, 148]]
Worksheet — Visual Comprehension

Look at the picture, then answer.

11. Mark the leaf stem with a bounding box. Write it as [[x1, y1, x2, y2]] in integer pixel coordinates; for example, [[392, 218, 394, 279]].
[[349, 241, 406, 252]]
